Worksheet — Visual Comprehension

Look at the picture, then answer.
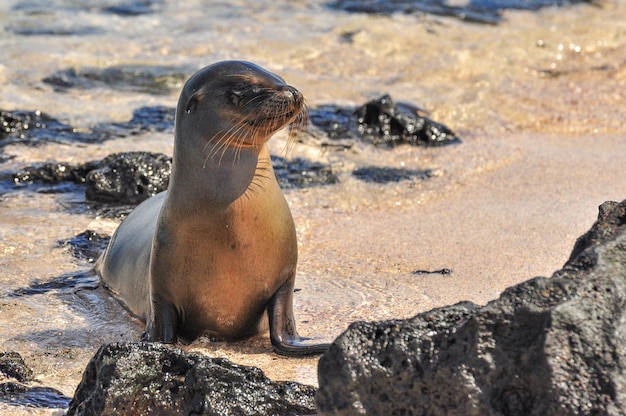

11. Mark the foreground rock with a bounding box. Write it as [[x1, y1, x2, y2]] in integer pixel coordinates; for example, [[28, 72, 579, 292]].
[[67, 342, 317, 416], [317, 199, 626, 415]]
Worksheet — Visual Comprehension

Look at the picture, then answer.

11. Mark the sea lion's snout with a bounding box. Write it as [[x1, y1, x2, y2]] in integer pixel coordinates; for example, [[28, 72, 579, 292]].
[[280, 85, 300, 100]]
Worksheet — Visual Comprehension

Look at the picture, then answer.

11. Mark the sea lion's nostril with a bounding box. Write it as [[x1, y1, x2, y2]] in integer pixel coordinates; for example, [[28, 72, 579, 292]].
[[283, 86, 300, 100]]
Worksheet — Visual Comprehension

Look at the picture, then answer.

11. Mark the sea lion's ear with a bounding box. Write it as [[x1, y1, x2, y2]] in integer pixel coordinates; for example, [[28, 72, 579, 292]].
[[185, 92, 203, 114]]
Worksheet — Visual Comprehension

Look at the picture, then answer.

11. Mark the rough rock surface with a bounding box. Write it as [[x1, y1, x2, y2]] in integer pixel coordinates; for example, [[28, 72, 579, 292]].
[[67, 342, 317, 416], [317, 199, 626, 416], [57, 230, 111, 264], [272, 155, 339, 188], [0, 352, 71, 409], [352, 166, 433, 183], [328, 0, 594, 25], [355, 95, 458, 147], [0, 352, 33, 382], [84, 152, 171, 204], [0, 106, 175, 148], [308, 95, 459, 149], [43, 65, 188, 95]]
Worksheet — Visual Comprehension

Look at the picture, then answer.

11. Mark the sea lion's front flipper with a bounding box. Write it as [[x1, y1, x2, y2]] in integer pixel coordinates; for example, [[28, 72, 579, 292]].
[[144, 294, 179, 343], [268, 277, 331, 357]]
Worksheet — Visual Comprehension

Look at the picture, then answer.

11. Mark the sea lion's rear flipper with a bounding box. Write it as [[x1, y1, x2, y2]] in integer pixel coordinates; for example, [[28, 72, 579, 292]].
[[144, 294, 179, 343], [268, 277, 330, 357]]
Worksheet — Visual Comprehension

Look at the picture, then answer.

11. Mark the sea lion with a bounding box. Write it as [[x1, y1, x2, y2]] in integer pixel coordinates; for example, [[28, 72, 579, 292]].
[[96, 60, 329, 356]]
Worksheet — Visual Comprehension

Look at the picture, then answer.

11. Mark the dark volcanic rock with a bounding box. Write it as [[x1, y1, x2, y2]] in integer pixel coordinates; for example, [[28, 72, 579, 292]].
[[272, 156, 339, 188], [84, 152, 171, 204], [102, 0, 163, 16], [114, 105, 175, 134], [352, 166, 433, 183], [43, 65, 188, 95], [317, 199, 626, 415], [9, 25, 103, 36], [355, 95, 459, 147], [328, 0, 596, 25], [12, 161, 99, 186], [67, 342, 317, 416], [8, 151, 337, 207], [7, 0, 160, 34], [0, 109, 77, 144], [0, 352, 33, 382], [9, 270, 99, 297], [57, 230, 111, 264], [0, 352, 71, 409], [308, 105, 355, 142], [0, 106, 175, 148], [0, 382, 71, 409], [10, 151, 171, 205], [309, 95, 460, 149]]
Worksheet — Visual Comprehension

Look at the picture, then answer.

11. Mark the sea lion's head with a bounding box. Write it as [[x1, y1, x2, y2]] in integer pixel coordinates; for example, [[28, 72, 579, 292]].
[[176, 60, 307, 152]]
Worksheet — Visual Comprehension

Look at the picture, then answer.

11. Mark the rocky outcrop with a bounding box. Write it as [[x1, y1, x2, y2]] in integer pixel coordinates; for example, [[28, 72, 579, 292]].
[[317, 199, 626, 416], [67, 342, 317, 416]]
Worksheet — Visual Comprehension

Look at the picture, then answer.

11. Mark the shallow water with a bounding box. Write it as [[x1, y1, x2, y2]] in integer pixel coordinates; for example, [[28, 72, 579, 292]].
[[1, 0, 625, 413]]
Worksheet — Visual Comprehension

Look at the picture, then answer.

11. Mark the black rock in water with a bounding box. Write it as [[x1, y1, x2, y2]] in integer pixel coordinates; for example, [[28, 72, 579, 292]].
[[352, 166, 433, 183], [84, 152, 172, 204], [317, 199, 626, 415], [10, 152, 172, 205], [58, 230, 111, 264], [355, 95, 459, 147], [13, 161, 99, 186], [1, 106, 176, 148], [0, 352, 33, 383], [119, 105, 176, 134], [328, 0, 597, 25], [43, 65, 189, 95], [0, 382, 71, 409], [0, 352, 71, 409], [0, 109, 78, 145], [102, 0, 163, 16], [67, 342, 318, 416], [8, 151, 338, 208], [308, 95, 460, 149], [272, 156, 339, 189]]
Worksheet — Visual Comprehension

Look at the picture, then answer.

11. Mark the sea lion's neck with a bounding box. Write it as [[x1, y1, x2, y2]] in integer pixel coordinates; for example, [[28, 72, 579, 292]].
[[167, 140, 266, 209]]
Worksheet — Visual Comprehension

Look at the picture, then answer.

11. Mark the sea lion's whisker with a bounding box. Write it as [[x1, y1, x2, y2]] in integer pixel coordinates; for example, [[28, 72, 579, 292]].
[[243, 94, 267, 108], [204, 121, 248, 167], [204, 126, 236, 167], [217, 123, 248, 165], [222, 120, 254, 165], [283, 104, 308, 155]]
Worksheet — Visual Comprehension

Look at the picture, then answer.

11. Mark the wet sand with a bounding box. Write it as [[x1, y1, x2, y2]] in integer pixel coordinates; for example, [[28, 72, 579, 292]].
[[0, 0, 625, 414]]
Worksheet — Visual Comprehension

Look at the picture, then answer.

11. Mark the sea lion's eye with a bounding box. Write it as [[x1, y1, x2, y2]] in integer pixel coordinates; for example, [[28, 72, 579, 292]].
[[230, 83, 247, 106], [229, 82, 263, 106], [231, 92, 242, 106]]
